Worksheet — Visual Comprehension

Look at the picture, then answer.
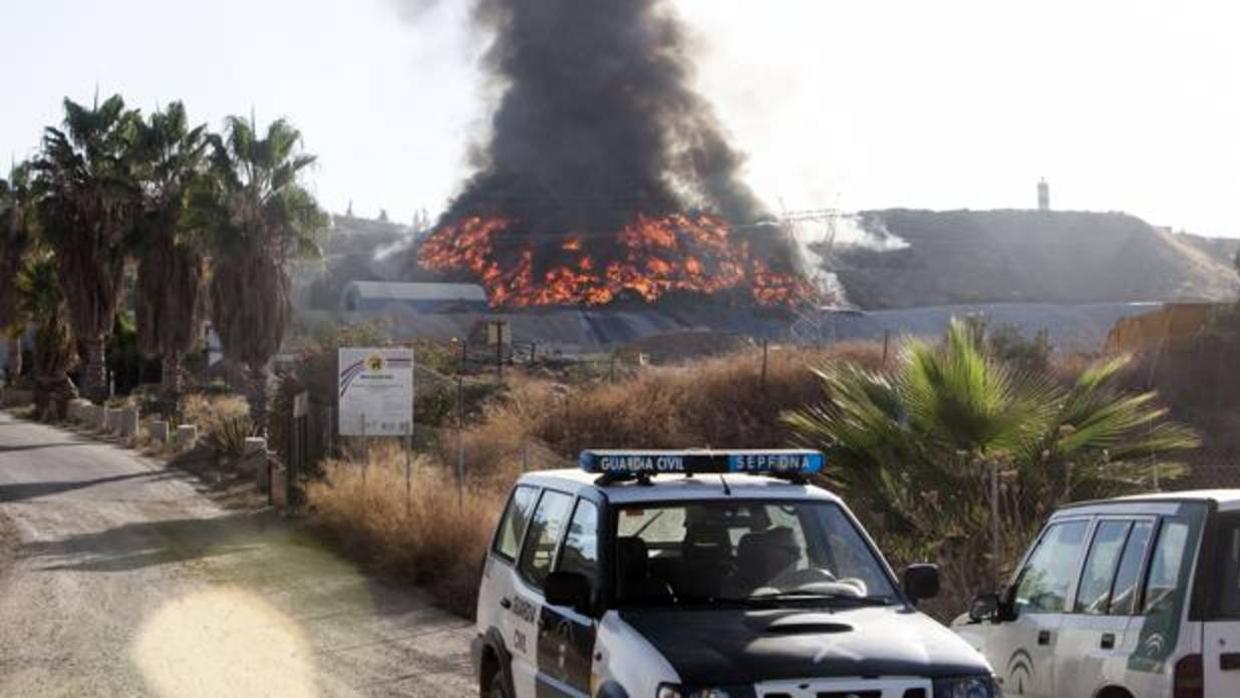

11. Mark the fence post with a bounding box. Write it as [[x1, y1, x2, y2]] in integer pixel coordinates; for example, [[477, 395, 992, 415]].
[[456, 374, 465, 511], [495, 321, 504, 382], [406, 420, 413, 517], [989, 460, 1001, 584], [361, 411, 367, 484], [882, 330, 891, 366]]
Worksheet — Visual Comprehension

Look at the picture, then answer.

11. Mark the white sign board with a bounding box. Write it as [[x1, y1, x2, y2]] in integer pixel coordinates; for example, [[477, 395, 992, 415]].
[[338, 347, 414, 436]]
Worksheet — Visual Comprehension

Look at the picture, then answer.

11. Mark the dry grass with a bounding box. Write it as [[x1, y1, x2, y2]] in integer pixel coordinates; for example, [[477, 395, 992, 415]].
[[307, 442, 510, 616], [305, 340, 897, 617], [182, 393, 249, 433], [528, 342, 887, 457]]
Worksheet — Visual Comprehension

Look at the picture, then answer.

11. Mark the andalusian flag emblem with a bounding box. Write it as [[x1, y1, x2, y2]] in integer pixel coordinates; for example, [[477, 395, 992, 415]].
[[367, 354, 385, 371]]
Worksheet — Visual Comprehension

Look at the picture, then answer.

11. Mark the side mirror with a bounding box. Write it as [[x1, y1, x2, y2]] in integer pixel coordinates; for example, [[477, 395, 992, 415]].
[[903, 563, 940, 604], [969, 592, 1000, 623], [545, 571, 592, 614]]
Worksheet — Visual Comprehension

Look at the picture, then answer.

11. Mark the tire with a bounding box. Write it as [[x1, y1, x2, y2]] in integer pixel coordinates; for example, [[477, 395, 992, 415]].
[[486, 663, 510, 698]]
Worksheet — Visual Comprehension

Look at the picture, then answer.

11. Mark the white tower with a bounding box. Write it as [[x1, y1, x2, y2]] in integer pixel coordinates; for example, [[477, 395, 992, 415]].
[[1037, 178, 1050, 211]]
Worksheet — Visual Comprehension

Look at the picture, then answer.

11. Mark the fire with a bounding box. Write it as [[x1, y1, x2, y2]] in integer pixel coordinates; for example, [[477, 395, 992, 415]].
[[417, 213, 815, 307]]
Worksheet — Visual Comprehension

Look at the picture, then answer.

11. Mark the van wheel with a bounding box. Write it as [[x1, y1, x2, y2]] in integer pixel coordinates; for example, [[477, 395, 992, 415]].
[[485, 664, 510, 698]]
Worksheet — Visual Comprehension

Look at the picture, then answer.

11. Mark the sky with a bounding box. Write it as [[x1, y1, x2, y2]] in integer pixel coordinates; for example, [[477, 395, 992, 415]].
[[4, 0, 1239, 237]]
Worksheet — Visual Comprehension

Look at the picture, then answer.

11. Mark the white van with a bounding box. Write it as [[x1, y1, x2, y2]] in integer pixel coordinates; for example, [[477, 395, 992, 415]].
[[953, 490, 1240, 697]]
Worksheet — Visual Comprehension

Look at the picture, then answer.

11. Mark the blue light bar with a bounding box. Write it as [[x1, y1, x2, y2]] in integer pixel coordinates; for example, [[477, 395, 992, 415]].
[[579, 449, 824, 477]]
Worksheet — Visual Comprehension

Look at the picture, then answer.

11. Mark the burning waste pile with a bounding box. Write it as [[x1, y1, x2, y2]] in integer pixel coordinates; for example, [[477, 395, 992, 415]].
[[410, 0, 816, 308]]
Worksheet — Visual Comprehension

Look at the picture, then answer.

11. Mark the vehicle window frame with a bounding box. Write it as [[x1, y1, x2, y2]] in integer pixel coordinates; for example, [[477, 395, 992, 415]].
[[1204, 510, 1240, 620], [1069, 516, 1157, 616], [555, 497, 602, 585], [516, 487, 576, 592], [605, 497, 902, 607], [1140, 514, 1198, 617], [1011, 515, 1093, 615], [491, 484, 539, 564]]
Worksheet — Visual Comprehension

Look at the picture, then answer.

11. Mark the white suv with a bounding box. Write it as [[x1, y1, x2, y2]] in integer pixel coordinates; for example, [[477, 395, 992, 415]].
[[953, 490, 1240, 697], [472, 449, 996, 698]]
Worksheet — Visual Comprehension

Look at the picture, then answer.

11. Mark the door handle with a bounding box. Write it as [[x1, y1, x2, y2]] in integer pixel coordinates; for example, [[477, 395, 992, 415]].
[[1100, 633, 1115, 650], [500, 597, 512, 609], [1037, 630, 1051, 646]]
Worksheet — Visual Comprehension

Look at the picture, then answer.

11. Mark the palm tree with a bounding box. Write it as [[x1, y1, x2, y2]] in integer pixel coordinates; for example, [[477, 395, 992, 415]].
[[16, 250, 78, 419], [785, 318, 1196, 607], [32, 95, 142, 402], [0, 162, 36, 382], [193, 116, 326, 432], [131, 102, 209, 414]]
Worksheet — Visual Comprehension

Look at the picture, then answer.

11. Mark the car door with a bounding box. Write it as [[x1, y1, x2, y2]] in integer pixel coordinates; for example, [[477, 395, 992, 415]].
[[1203, 512, 1240, 696], [991, 518, 1091, 697], [537, 496, 602, 697], [1054, 518, 1155, 695], [512, 489, 574, 698], [483, 485, 540, 692]]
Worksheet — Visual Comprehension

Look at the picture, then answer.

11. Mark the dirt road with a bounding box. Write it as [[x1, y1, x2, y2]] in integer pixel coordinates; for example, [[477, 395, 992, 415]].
[[0, 411, 475, 697]]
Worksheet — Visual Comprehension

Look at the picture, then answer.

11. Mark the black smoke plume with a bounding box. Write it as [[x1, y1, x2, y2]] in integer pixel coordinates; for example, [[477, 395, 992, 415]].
[[405, 0, 802, 288]]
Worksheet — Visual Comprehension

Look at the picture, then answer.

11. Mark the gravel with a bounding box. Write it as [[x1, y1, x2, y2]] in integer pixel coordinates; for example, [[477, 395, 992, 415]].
[[0, 411, 475, 697]]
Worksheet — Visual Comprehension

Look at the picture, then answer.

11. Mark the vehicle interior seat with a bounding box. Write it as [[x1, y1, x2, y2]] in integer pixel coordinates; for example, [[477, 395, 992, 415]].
[[674, 523, 733, 599], [729, 526, 799, 595], [615, 536, 674, 604]]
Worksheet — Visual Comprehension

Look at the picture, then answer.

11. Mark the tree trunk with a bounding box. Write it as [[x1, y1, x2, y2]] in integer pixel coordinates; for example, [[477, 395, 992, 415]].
[[81, 336, 108, 402], [160, 351, 183, 417], [5, 336, 20, 383], [246, 363, 269, 436]]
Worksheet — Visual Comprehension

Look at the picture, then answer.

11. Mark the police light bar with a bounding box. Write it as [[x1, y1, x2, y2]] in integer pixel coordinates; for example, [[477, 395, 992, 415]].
[[579, 449, 824, 477]]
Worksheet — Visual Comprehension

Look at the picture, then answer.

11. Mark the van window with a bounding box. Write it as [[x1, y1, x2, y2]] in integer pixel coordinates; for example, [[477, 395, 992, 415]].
[[518, 490, 574, 590], [557, 499, 600, 586], [1143, 520, 1190, 615], [1217, 519, 1240, 617], [493, 485, 537, 561], [1075, 520, 1131, 614], [1016, 520, 1090, 614], [1108, 521, 1153, 615]]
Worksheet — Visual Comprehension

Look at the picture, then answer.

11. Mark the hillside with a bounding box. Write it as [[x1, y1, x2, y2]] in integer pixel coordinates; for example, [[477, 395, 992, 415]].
[[834, 209, 1240, 309]]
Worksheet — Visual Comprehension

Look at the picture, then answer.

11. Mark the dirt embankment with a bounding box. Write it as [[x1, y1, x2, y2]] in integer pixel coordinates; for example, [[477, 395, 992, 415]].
[[834, 209, 1240, 309]]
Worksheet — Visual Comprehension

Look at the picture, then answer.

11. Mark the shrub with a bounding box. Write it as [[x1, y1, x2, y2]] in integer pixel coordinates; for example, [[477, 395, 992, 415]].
[[307, 444, 508, 616], [785, 318, 1196, 618]]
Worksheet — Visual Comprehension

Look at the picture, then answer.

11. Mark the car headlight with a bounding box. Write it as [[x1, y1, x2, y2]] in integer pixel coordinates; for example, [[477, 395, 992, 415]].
[[933, 675, 999, 698], [657, 685, 742, 698]]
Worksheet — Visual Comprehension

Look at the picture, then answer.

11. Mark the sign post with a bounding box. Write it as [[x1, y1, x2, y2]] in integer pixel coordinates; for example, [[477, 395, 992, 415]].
[[338, 347, 415, 440]]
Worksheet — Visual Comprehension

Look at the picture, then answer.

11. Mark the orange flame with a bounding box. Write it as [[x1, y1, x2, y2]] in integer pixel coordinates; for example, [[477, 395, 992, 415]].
[[417, 213, 815, 307]]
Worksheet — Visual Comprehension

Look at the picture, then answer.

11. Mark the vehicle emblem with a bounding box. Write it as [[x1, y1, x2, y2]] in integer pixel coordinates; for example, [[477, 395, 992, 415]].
[[1006, 648, 1034, 694]]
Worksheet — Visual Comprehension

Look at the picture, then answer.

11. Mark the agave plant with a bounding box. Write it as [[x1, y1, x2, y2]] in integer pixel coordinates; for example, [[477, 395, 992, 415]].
[[785, 318, 1197, 605], [131, 102, 210, 415], [32, 95, 142, 401], [190, 116, 326, 433]]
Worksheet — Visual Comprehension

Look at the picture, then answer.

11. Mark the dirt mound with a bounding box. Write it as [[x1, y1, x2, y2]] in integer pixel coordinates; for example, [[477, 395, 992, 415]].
[[834, 209, 1239, 309]]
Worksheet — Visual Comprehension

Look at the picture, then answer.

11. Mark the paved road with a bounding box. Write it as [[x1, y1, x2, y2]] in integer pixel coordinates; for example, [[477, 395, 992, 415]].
[[0, 411, 475, 697]]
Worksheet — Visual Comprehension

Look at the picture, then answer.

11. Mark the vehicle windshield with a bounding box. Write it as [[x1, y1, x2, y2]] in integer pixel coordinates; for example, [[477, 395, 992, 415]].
[[614, 500, 897, 606]]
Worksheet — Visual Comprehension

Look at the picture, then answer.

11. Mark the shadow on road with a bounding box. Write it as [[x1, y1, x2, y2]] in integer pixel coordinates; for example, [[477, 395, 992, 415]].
[[0, 470, 177, 504], [19, 510, 277, 573], [0, 439, 96, 454]]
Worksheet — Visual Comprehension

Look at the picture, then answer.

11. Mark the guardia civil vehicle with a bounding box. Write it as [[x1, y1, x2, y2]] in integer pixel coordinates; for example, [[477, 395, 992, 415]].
[[953, 490, 1240, 698], [472, 449, 997, 698]]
